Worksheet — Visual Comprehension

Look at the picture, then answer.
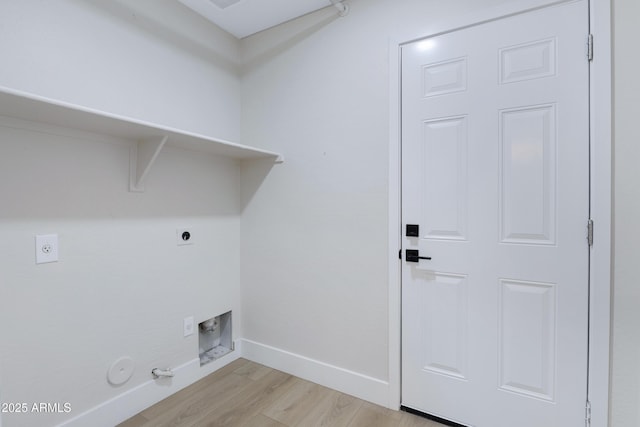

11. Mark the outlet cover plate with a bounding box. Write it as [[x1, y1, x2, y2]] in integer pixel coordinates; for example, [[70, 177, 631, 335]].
[[36, 234, 59, 264], [176, 228, 194, 246], [184, 316, 195, 337]]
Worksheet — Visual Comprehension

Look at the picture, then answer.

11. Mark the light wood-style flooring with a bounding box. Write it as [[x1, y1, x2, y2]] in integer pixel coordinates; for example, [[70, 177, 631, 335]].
[[117, 358, 446, 427]]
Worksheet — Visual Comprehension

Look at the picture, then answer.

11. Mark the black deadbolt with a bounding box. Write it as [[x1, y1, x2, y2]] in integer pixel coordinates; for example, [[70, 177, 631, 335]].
[[181, 231, 191, 241], [406, 224, 419, 237]]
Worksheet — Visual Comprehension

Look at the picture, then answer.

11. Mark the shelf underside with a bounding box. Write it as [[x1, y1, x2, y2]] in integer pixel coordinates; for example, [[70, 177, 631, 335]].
[[0, 87, 282, 161]]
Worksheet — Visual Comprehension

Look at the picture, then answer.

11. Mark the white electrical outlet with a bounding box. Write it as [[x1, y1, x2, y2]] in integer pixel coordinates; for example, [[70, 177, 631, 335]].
[[176, 228, 193, 246], [35, 234, 59, 264], [184, 316, 195, 337]]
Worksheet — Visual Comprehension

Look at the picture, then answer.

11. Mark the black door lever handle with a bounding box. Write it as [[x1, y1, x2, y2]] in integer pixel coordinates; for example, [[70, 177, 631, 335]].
[[405, 249, 431, 263]]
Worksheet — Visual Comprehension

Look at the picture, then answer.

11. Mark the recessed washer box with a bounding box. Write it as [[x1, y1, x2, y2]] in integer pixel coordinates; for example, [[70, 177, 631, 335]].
[[199, 311, 232, 366]]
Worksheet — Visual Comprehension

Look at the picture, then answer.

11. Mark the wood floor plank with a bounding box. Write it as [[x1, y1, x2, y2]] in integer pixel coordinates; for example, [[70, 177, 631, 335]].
[[262, 377, 326, 425], [241, 413, 288, 427], [398, 412, 446, 427], [142, 375, 253, 427], [138, 363, 256, 426], [118, 359, 448, 427], [292, 389, 362, 427], [347, 402, 403, 427], [138, 358, 250, 420], [194, 369, 295, 427], [232, 360, 273, 381], [116, 414, 150, 427]]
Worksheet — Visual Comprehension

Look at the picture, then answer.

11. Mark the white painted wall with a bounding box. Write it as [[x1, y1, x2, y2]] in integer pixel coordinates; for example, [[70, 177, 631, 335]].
[[0, 0, 629, 425], [611, 0, 640, 425], [0, 126, 242, 427], [239, 0, 551, 388], [0, 0, 241, 141], [0, 1, 245, 426]]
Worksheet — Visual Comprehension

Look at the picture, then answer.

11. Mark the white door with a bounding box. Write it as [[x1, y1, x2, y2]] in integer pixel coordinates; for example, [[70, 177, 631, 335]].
[[401, 2, 589, 426]]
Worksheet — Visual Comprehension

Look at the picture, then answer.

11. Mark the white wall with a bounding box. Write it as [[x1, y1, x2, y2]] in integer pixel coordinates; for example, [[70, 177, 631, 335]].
[[0, 127, 242, 427], [239, 0, 552, 390], [611, 0, 640, 425], [0, 1, 244, 426], [0, 0, 631, 425], [0, 0, 241, 141]]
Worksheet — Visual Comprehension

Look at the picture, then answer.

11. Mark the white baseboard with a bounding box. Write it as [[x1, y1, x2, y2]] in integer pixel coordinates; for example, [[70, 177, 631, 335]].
[[239, 338, 391, 408], [57, 349, 241, 427], [56, 338, 392, 427]]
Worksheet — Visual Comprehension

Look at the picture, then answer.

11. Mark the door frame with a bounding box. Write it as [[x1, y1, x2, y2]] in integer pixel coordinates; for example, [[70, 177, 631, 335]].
[[387, 0, 612, 425]]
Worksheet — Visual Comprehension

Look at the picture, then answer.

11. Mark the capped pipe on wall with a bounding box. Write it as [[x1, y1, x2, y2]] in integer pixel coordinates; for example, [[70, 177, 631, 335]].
[[151, 368, 174, 378], [330, 0, 349, 17]]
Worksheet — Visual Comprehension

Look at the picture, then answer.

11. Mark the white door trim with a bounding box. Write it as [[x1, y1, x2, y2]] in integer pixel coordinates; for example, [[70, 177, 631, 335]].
[[586, 1, 612, 426], [387, 0, 612, 423]]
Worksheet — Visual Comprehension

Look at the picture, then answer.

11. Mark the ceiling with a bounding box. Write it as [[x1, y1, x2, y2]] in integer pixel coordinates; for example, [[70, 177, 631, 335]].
[[178, 0, 338, 39]]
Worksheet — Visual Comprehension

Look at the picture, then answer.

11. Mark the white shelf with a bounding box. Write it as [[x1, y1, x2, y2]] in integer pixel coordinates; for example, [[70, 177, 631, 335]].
[[0, 86, 283, 191]]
